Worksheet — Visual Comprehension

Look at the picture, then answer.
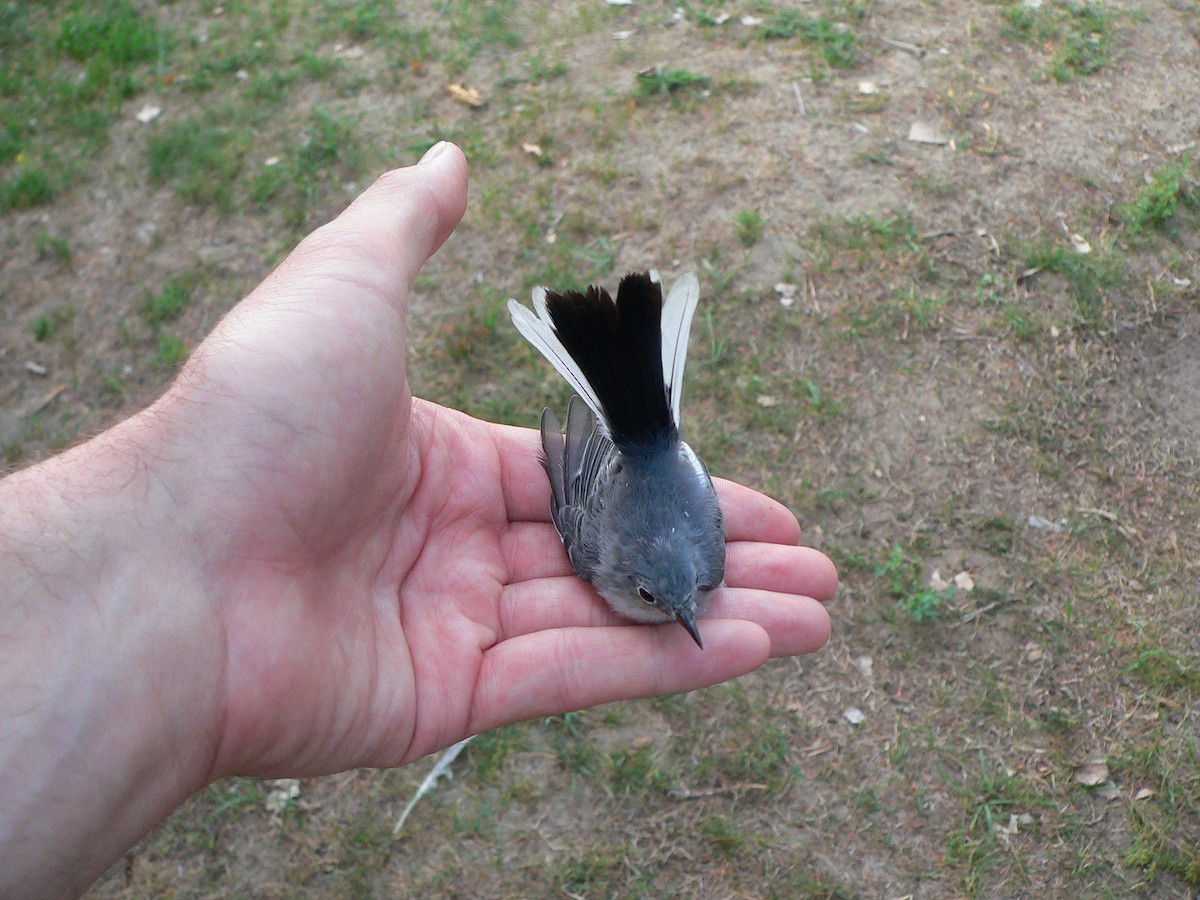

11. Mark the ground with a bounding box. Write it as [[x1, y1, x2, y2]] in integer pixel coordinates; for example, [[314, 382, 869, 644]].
[[2, 0, 1198, 896]]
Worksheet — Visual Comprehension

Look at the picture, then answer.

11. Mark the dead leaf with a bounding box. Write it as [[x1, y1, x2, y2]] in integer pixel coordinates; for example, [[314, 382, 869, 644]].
[[521, 142, 542, 157], [1072, 760, 1109, 787], [756, 395, 779, 407], [1134, 787, 1156, 801], [264, 779, 300, 817], [908, 121, 949, 145], [31, 383, 66, 414], [1026, 514, 1064, 533], [447, 83, 483, 107]]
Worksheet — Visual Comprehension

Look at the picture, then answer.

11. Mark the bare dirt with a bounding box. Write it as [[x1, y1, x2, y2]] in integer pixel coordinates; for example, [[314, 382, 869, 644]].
[[2, 0, 1198, 896]]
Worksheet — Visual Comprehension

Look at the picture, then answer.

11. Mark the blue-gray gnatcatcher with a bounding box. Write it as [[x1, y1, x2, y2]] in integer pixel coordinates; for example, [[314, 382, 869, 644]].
[[507, 270, 724, 648]]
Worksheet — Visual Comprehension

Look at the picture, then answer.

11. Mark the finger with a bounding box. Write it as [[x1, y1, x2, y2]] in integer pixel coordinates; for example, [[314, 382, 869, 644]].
[[489, 421, 556, 524], [500, 526, 839, 601], [707, 589, 831, 658], [715, 479, 802, 544], [497, 574, 627, 637], [496, 577, 831, 655], [723, 542, 839, 601], [500, 521, 573, 581], [468, 620, 771, 734]]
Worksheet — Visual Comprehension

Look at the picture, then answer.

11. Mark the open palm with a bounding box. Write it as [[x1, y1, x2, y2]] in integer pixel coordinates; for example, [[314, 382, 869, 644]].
[[154, 144, 835, 781]]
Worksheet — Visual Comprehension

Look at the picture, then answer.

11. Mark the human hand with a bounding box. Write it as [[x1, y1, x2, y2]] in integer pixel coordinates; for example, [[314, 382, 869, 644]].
[[152, 141, 836, 779], [0, 141, 834, 895]]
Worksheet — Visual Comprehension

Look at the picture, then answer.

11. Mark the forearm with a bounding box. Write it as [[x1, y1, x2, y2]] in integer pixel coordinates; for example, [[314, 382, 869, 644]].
[[0, 412, 221, 897]]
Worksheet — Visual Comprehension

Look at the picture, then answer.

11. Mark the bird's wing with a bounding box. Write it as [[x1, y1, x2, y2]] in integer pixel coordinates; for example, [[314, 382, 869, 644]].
[[564, 396, 615, 510]]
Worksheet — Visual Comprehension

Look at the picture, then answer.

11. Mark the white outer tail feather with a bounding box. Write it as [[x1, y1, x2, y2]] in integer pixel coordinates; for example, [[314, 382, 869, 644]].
[[507, 270, 701, 434], [507, 290, 606, 425], [660, 271, 699, 427]]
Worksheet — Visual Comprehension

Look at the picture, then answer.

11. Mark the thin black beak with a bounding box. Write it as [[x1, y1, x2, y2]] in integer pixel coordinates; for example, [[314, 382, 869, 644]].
[[676, 610, 703, 649]]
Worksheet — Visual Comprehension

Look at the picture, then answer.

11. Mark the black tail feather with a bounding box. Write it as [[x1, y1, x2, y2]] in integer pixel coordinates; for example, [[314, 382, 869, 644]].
[[543, 272, 675, 451]]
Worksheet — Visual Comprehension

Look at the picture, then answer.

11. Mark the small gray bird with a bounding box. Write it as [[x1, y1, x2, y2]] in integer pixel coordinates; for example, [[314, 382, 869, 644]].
[[508, 270, 725, 648]]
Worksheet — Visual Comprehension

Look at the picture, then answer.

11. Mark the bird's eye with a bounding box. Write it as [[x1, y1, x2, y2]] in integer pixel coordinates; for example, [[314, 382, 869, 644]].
[[637, 586, 657, 604]]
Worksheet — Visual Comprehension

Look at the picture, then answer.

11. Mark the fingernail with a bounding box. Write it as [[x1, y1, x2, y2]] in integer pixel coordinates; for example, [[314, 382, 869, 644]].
[[419, 140, 448, 165]]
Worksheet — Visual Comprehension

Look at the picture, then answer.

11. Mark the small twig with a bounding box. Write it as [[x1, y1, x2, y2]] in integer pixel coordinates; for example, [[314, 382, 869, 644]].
[[920, 228, 973, 240], [668, 783, 767, 800], [877, 35, 925, 57], [25, 383, 66, 415], [1149, 693, 1183, 710], [791, 80, 806, 116], [958, 601, 1000, 624]]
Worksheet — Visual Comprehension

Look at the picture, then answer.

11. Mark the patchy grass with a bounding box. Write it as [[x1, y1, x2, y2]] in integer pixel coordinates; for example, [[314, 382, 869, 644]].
[[142, 275, 193, 328], [31, 306, 76, 343], [0, 1, 166, 207], [1123, 648, 1200, 699], [1119, 153, 1198, 239], [734, 208, 765, 247], [999, 0, 1120, 81], [154, 332, 188, 369], [34, 230, 72, 264], [1019, 240, 1126, 327], [764, 11, 860, 69], [635, 65, 710, 98], [56, 0, 162, 68], [147, 114, 246, 211], [0, 167, 58, 211], [2, 1, 1198, 897]]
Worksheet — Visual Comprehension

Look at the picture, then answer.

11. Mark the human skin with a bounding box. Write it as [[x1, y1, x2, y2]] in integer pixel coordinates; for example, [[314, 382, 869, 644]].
[[0, 142, 836, 897]]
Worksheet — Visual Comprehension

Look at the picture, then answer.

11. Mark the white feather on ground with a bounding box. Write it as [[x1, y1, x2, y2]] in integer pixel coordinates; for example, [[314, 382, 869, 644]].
[[392, 736, 473, 836]]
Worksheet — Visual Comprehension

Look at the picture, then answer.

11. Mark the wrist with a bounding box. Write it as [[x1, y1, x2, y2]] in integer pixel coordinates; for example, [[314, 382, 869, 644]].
[[0, 408, 222, 896]]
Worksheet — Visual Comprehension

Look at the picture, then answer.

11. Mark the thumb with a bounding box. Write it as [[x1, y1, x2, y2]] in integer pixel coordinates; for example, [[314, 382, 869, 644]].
[[256, 141, 469, 315], [163, 143, 468, 451]]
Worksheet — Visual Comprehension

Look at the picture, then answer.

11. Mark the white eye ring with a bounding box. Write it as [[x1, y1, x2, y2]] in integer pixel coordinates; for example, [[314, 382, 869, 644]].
[[637, 586, 657, 604]]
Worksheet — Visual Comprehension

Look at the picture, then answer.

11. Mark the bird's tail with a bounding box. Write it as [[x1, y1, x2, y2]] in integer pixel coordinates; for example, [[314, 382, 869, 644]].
[[508, 270, 700, 452]]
